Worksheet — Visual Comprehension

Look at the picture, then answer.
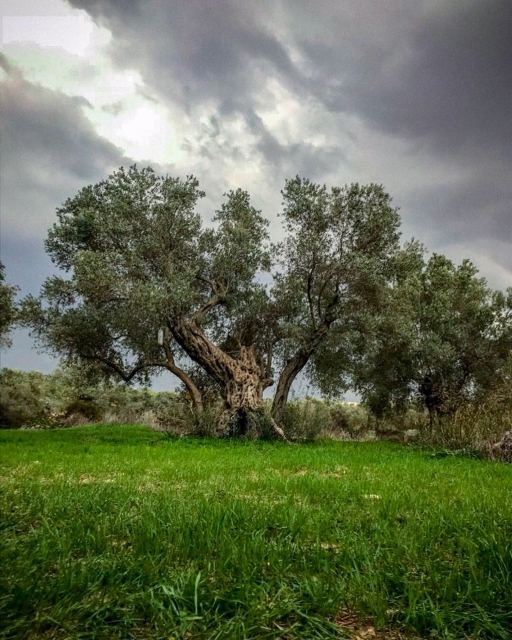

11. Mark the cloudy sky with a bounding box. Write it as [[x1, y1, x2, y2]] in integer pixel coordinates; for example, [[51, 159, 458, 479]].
[[1, 0, 511, 390]]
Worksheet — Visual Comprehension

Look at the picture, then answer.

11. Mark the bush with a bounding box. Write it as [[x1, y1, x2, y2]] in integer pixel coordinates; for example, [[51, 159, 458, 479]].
[[431, 401, 512, 453], [372, 406, 428, 441], [63, 398, 102, 423], [4, 363, 509, 458], [0, 367, 190, 430], [281, 397, 331, 441], [0, 369, 50, 429], [423, 365, 512, 455], [328, 402, 371, 437]]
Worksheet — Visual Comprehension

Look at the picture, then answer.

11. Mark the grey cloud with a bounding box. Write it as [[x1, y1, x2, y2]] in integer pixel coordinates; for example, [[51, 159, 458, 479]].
[[303, 1, 512, 162], [397, 1, 512, 159], [243, 108, 343, 180], [0, 55, 130, 370], [67, 0, 511, 169], [101, 99, 124, 115], [402, 177, 512, 259], [67, 0, 303, 115], [62, 0, 303, 226], [0, 54, 129, 243], [66, 0, 346, 197], [65, 0, 511, 283]]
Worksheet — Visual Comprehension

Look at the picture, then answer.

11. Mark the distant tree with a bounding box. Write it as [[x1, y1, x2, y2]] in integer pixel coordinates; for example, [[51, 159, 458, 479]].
[[0, 262, 18, 349], [23, 166, 402, 436], [332, 246, 512, 426]]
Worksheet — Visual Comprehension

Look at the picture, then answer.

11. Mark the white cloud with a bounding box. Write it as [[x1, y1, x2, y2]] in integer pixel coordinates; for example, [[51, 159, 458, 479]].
[[1, 0, 184, 167], [2, 13, 98, 56], [1, 0, 71, 17]]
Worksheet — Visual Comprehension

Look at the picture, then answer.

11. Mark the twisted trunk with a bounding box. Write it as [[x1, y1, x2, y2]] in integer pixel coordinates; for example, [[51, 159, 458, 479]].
[[170, 318, 274, 435], [160, 329, 203, 414]]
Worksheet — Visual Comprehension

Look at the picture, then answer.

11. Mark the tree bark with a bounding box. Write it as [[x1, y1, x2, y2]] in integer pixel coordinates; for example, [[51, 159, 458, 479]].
[[160, 330, 203, 414], [271, 323, 330, 423], [170, 319, 274, 436]]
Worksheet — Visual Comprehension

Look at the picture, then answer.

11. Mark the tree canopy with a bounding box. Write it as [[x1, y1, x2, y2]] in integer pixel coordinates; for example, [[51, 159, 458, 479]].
[[23, 165, 511, 436], [315, 244, 512, 424]]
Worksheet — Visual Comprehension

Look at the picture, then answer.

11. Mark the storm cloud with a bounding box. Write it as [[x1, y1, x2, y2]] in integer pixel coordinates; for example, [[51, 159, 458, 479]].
[[0, 55, 132, 315], [65, 0, 512, 279], [1, 0, 510, 374], [0, 54, 129, 370]]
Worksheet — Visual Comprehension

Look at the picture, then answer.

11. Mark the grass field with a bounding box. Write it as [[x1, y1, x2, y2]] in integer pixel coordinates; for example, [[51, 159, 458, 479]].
[[1, 425, 512, 639]]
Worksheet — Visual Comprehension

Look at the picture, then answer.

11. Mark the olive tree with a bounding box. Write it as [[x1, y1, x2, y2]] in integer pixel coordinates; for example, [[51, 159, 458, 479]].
[[334, 247, 512, 426], [23, 166, 403, 435], [270, 178, 401, 421]]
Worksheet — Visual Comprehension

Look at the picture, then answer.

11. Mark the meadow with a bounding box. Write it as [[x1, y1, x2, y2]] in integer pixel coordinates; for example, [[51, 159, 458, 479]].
[[1, 425, 512, 639]]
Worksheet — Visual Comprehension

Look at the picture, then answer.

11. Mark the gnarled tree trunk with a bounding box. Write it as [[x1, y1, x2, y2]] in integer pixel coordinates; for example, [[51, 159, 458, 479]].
[[272, 349, 309, 424], [170, 319, 274, 436]]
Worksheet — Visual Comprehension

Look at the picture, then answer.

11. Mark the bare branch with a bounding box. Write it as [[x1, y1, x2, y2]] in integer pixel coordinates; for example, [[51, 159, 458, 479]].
[[191, 293, 226, 323], [80, 353, 150, 383], [195, 274, 218, 293]]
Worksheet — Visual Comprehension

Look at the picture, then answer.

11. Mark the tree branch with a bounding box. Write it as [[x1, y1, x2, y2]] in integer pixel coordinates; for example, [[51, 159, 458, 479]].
[[80, 353, 149, 383], [192, 274, 228, 322], [160, 328, 203, 412], [265, 341, 274, 379], [307, 265, 317, 331], [195, 274, 218, 293], [191, 293, 227, 323]]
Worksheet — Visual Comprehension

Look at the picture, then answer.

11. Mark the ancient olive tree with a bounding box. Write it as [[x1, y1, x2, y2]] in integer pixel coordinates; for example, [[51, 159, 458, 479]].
[[24, 166, 402, 435], [0, 262, 18, 349]]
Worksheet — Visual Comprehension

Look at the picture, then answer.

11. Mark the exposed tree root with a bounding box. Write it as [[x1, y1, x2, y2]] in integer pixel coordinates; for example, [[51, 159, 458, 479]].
[[270, 417, 292, 444]]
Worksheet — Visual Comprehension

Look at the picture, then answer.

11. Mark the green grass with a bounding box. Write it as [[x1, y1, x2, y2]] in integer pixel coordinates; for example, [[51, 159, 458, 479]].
[[1, 425, 512, 639]]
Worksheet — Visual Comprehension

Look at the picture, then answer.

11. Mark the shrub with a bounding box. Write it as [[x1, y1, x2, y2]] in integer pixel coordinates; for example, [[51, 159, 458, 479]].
[[63, 398, 102, 423], [328, 402, 371, 437], [372, 406, 428, 442], [281, 397, 331, 441], [432, 401, 512, 452], [0, 369, 49, 428]]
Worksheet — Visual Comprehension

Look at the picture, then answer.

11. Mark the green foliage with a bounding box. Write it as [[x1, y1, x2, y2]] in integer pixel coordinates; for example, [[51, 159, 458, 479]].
[[342, 246, 512, 420], [430, 357, 512, 451], [22, 167, 404, 427], [0, 367, 189, 430], [21, 166, 209, 389], [20, 165, 512, 434], [178, 363, 222, 406], [273, 179, 401, 376], [1, 427, 512, 639], [0, 369, 50, 429], [0, 262, 18, 349], [63, 398, 102, 422], [280, 397, 331, 441], [328, 401, 373, 436], [21, 166, 274, 386]]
